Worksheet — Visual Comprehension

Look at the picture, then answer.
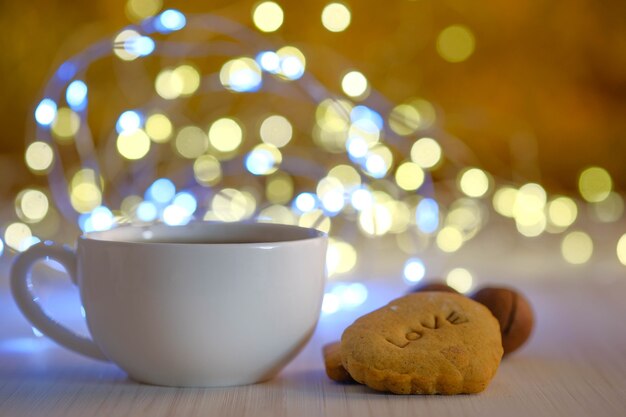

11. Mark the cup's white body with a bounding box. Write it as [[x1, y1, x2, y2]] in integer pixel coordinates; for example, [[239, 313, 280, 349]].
[[76, 223, 327, 387]]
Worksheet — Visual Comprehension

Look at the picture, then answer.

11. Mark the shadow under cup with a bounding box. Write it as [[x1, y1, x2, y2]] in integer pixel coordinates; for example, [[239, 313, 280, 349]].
[[77, 222, 327, 387]]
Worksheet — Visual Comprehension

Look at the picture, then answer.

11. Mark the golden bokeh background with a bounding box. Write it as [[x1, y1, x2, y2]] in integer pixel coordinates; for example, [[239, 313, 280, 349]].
[[1, 0, 625, 199]]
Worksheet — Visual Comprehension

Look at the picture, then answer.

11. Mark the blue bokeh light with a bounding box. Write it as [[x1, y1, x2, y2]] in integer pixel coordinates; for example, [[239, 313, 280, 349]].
[[346, 136, 369, 159], [321, 190, 345, 215], [294, 192, 317, 213], [146, 178, 176, 204], [280, 56, 305, 80], [351, 118, 380, 136], [349, 187, 373, 211], [124, 36, 155, 56], [229, 68, 262, 92], [256, 51, 280, 73], [321, 292, 341, 315], [327, 282, 368, 312], [341, 283, 368, 308], [415, 198, 439, 234], [162, 204, 192, 226], [137, 201, 158, 222], [90, 206, 114, 231], [34, 99, 57, 126], [364, 154, 387, 178], [403, 258, 426, 283], [155, 9, 186, 33], [56, 61, 77, 81], [116, 110, 143, 134], [172, 192, 198, 215], [351, 106, 384, 130], [19, 236, 41, 252], [66, 80, 88, 109], [245, 150, 274, 175]]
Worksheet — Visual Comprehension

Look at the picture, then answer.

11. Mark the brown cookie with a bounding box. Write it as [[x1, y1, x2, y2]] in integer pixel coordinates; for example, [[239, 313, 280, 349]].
[[471, 287, 534, 355], [323, 341, 355, 383], [341, 292, 503, 394], [410, 280, 459, 294]]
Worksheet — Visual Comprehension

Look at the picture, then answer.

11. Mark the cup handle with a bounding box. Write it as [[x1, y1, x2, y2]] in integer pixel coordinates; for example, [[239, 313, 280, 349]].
[[10, 242, 109, 361]]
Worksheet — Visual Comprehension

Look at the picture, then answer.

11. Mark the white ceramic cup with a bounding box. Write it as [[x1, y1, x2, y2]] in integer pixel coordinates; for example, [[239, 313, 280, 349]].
[[10, 222, 327, 387]]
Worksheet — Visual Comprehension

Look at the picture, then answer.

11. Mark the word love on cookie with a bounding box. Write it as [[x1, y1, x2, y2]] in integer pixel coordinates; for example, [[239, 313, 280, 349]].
[[325, 293, 503, 394]]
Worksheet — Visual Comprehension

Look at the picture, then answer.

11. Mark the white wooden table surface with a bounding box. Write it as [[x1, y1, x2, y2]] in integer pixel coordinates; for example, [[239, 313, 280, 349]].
[[1, 222, 626, 417]]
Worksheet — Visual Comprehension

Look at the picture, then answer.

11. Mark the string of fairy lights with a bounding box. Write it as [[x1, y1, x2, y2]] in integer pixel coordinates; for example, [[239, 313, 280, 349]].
[[4, 1, 626, 317]]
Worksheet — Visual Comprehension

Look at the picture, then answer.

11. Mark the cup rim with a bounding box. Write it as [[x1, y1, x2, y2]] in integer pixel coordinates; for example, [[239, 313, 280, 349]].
[[80, 221, 327, 246]]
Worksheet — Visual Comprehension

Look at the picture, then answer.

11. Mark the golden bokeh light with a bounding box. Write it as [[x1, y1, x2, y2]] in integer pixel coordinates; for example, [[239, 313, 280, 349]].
[[349, 119, 380, 147], [436, 25, 475, 63], [363, 144, 393, 178], [396, 229, 430, 254], [386, 200, 411, 234], [117, 129, 151, 160], [145, 113, 173, 143], [4, 222, 33, 251], [616, 234, 626, 266], [276, 46, 306, 79], [210, 188, 256, 222], [410, 137, 442, 169], [125, 0, 162, 22], [389, 104, 421, 136], [492, 186, 517, 217], [175, 126, 208, 159], [513, 183, 547, 237], [252, 1, 284, 32], [155, 68, 183, 99], [316, 176, 344, 200], [266, 172, 293, 204], [120, 195, 142, 218], [208, 118, 243, 153], [313, 126, 347, 153], [260, 115, 293, 148], [316, 99, 351, 129], [155, 65, 200, 99], [299, 209, 331, 233], [321, 3, 351, 32], [317, 176, 345, 213], [341, 71, 369, 99], [446, 268, 473, 294], [219, 57, 262, 91], [446, 199, 483, 241], [173, 64, 200, 96], [15, 189, 49, 223], [358, 204, 392, 236], [25, 141, 54, 173], [395, 161, 425, 191], [51, 107, 80, 141], [328, 164, 361, 190], [514, 183, 546, 214], [561, 231, 593, 264], [579, 166, 612, 203], [314, 99, 352, 152], [436, 225, 464, 252], [257, 204, 298, 225], [193, 154, 222, 186], [516, 215, 547, 237], [547, 196, 578, 228], [458, 168, 490, 198], [389, 99, 436, 135], [113, 29, 142, 61], [246, 143, 282, 175], [590, 192, 623, 223], [70, 169, 102, 213], [326, 238, 357, 277]]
